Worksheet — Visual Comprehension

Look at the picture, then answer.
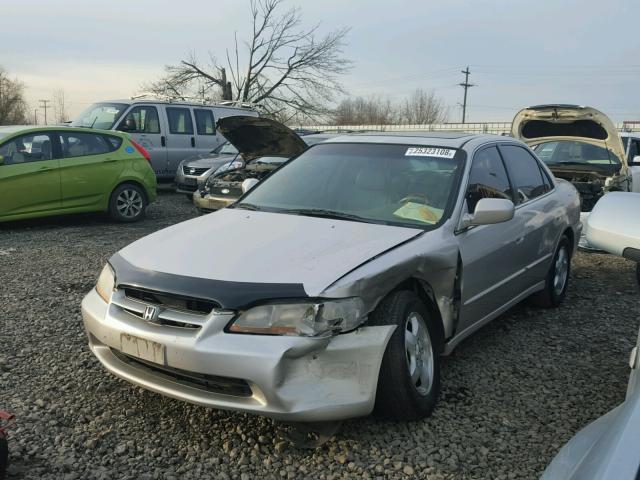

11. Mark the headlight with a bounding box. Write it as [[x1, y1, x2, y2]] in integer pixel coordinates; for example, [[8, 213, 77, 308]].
[[228, 298, 365, 337], [95, 264, 115, 303], [214, 160, 243, 175]]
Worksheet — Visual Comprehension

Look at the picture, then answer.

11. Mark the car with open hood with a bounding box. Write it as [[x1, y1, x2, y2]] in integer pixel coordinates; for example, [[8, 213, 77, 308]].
[[82, 129, 580, 425], [193, 117, 336, 212], [512, 106, 631, 204], [174, 142, 241, 198], [542, 192, 640, 479]]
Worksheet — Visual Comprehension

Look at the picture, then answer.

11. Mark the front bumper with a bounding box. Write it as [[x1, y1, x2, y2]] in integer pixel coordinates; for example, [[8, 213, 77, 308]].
[[192, 193, 238, 212], [175, 173, 200, 194], [81, 288, 394, 422]]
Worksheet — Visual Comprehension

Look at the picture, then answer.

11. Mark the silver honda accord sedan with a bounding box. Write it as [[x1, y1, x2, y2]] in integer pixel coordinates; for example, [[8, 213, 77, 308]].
[[81, 129, 581, 422]]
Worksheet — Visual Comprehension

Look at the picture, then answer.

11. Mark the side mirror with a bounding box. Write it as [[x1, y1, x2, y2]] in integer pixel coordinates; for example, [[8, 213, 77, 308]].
[[632, 155, 640, 165], [462, 198, 514, 227], [0, 155, 4, 165], [116, 123, 129, 132], [241, 178, 259, 193]]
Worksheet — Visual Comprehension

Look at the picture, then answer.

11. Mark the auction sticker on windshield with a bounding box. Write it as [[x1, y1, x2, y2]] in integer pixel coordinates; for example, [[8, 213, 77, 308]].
[[405, 147, 456, 158]]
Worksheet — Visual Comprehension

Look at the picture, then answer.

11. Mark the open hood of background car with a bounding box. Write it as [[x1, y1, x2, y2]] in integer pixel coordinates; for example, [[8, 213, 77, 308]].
[[511, 104, 627, 167], [217, 116, 308, 160]]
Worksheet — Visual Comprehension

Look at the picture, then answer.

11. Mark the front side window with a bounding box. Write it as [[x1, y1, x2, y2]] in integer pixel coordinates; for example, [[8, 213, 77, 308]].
[[71, 102, 128, 129], [166, 107, 194, 135], [58, 132, 111, 158], [0, 133, 54, 165], [465, 146, 512, 213], [239, 143, 463, 229], [500, 145, 550, 204], [194, 109, 215, 135], [117, 106, 160, 134]]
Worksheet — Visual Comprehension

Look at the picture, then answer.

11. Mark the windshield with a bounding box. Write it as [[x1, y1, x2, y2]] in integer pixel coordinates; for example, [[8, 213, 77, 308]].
[[238, 143, 463, 228], [71, 102, 128, 129], [248, 156, 287, 165], [533, 140, 621, 166], [212, 142, 239, 155]]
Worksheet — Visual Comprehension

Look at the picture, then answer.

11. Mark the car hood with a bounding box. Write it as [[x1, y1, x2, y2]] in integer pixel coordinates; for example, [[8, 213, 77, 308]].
[[115, 208, 422, 298], [184, 153, 238, 169], [216, 115, 307, 160], [511, 104, 627, 167]]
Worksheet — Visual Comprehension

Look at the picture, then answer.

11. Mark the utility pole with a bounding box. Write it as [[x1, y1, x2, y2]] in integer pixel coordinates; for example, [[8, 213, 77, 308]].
[[459, 66, 474, 124], [34, 109, 38, 125], [39, 99, 50, 125]]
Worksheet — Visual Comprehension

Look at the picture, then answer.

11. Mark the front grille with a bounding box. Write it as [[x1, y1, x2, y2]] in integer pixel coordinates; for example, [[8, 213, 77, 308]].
[[210, 185, 243, 197], [176, 183, 198, 193], [112, 349, 252, 397], [123, 287, 218, 315], [182, 166, 209, 176]]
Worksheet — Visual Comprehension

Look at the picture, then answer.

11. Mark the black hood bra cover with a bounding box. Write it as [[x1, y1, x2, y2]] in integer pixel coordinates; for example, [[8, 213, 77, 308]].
[[109, 253, 307, 310]]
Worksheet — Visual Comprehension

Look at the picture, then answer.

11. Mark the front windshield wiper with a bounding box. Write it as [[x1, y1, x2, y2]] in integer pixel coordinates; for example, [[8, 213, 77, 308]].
[[279, 208, 369, 222]]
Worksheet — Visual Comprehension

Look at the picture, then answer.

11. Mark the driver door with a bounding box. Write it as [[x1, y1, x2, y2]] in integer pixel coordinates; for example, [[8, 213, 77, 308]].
[[456, 145, 525, 332]]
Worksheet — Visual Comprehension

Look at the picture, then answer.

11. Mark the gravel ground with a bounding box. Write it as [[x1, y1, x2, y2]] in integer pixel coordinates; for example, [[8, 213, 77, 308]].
[[1, 190, 638, 480]]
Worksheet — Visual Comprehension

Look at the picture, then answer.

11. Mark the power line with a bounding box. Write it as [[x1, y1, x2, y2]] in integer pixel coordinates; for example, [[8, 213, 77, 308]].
[[459, 66, 475, 123], [39, 99, 51, 125]]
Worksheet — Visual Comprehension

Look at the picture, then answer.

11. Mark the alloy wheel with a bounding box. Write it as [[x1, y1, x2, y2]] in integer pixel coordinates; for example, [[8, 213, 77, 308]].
[[404, 312, 434, 396], [116, 188, 144, 219], [553, 246, 569, 296]]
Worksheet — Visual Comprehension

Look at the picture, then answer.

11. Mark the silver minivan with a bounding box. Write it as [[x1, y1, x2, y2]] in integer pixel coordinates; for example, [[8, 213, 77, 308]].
[[71, 99, 259, 181]]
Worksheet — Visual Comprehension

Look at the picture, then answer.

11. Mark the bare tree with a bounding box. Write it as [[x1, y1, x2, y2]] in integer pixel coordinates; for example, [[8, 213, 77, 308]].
[[53, 89, 69, 124], [146, 0, 351, 121], [334, 89, 448, 126], [0, 67, 29, 125], [399, 88, 448, 124]]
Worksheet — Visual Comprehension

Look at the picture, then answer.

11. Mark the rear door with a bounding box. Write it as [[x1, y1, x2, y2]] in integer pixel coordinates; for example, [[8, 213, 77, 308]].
[[498, 143, 558, 286], [0, 131, 61, 217], [456, 145, 524, 331], [164, 106, 197, 177], [116, 104, 168, 178], [57, 131, 125, 209], [193, 108, 220, 154]]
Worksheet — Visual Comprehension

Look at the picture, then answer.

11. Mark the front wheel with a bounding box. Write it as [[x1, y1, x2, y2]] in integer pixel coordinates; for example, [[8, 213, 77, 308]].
[[108, 183, 147, 222], [531, 235, 571, 308], [370, 291, 441, 420]]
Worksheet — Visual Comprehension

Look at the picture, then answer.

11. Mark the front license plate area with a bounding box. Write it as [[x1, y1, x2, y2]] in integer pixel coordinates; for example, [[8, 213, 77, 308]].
[[183, 177, 197, 185], [120, 333, 165, 365]]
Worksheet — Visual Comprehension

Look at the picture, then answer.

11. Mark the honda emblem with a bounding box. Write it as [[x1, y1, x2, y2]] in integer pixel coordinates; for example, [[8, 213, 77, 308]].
[[143, 305, 159, 322]]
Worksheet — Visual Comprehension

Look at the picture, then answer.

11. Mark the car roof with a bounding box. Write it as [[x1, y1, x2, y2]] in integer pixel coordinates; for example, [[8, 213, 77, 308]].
[[322, 131, 506, 148], [102, 99, 257, 111], [0, 125, 124, 136]]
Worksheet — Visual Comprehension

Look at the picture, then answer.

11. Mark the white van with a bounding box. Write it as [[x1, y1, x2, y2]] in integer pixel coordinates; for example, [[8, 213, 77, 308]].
[[71, 99, 259, 181]]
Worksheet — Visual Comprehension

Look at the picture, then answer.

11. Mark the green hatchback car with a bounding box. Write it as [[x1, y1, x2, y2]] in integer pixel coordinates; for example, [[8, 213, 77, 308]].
[[0, 126, 157, 222]]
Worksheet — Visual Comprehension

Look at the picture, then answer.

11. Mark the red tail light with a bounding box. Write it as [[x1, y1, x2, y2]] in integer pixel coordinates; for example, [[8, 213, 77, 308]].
[[130, 140, 151, 163]]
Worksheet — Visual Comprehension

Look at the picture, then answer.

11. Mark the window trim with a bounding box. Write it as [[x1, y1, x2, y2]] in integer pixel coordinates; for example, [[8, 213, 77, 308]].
[[165, 106, 194, 135], [496, 142, 556, 208], [193, 108, 216, 136]]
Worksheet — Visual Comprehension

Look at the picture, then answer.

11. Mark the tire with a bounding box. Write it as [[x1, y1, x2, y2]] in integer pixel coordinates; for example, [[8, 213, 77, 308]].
[[0, 436, 7, 480], [108, 183, 147, 222], [185, 194, 194, 201], [531, 235, 571, 308], [369, 290, 441, 420]]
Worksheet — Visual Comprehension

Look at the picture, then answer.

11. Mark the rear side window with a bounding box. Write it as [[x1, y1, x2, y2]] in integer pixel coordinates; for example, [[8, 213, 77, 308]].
[[0, 132, 54, 164], [104, 135, 123, 151], [194, 109, 215, 135], [117, 106, 160, 134], [466, 146, 512, 213], [58, 132, 111, 158], [166, 107, 193, 135], [500, 145, 551, 204]]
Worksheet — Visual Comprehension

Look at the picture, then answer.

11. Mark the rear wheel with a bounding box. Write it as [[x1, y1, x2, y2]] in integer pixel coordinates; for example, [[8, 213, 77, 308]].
[[531, 235, 571, 308], [108, 183, 147, 222], [370, 291, 441, 420]]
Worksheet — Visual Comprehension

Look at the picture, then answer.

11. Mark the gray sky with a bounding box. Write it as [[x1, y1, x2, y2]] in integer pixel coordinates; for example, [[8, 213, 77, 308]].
[[3, 0, 639, 123]]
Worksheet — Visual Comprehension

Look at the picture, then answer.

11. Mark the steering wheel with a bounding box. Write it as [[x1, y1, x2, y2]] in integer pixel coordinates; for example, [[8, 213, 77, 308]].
[[399, 193, 429, 205]]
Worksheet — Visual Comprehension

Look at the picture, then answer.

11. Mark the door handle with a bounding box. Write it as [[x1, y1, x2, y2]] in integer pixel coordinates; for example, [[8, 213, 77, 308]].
[[104, 158, 118, 163], [515, 236, 525, 245], [190, 137, 195, 148], [161, 136, 166, 147]]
